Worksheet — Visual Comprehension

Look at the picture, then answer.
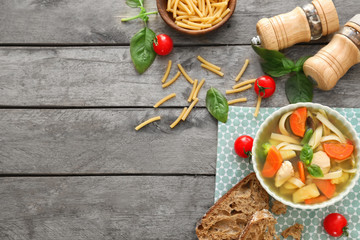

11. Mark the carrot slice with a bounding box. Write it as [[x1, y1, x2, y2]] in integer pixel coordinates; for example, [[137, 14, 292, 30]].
[[304, 195, 328, 204], [323, 143, 354, 161], [262, 146, 283, 178], [289, 107, 307, 137], [297, 161, 306, 184], [313, 179, 336, 198]]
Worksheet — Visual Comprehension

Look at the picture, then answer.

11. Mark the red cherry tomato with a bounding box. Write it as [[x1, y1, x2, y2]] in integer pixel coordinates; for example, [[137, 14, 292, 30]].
[[323, 213, 348, 237], [153, 34, 173, 56], [234, 135, 254, 158], [254, 76, 276, 98]]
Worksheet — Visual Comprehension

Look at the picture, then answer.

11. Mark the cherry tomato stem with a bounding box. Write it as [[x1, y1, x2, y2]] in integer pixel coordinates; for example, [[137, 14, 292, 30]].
[[254, 76, 276, 99]]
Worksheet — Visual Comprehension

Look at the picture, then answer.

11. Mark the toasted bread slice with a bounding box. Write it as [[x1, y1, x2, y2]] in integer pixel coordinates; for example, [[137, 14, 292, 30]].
[[238, 209, 278, 240], [196, 172, 269, 240], [281, 223, 304, 240]]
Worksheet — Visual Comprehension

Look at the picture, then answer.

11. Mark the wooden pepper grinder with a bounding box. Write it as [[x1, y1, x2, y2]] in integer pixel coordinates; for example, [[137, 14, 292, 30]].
[[251, 0, 339, 50], [303, 15, 360, 90]]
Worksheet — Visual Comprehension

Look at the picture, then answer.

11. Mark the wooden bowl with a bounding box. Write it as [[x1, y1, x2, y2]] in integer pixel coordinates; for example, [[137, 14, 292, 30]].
[[156, 0, 236, 35]]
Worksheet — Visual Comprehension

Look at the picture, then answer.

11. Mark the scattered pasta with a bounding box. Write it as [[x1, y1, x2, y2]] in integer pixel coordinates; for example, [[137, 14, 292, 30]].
[[232, 78, 256, 89], [178, 63, 194, 84], [235, 59, 249, 82], [162, 60, 173, 83], [170, 107, 188, 128], [254, 95, 262, 117], [201, 63, 224, 76], [154, 93, 176, 108], [188, 79, 198, 102], [162, 71, 181, 88], [228, 97, 247, 105], [226, 84, 252, 94], [197, 55, 221, 71], [192, 78, 205, 100], [135, 116, 161, 131], [182, 98, 199, 121]]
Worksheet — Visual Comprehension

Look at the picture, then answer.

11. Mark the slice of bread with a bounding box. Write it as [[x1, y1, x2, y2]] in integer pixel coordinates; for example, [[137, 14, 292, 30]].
[[196, 172, 269, 240], [281, 223, 304, 240], [238, 209, 278, 240]]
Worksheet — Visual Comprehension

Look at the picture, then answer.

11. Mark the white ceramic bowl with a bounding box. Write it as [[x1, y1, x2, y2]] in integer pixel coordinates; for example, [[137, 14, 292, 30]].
[[252, 102, 360, 209]]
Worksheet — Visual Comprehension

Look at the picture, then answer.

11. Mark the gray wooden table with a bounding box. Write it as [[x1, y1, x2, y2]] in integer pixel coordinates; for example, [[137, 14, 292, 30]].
[[0, 0, 359, 239]]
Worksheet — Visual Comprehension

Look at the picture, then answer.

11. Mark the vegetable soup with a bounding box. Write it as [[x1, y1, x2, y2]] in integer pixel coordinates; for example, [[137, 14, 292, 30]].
[[257, 107, 357, 204]]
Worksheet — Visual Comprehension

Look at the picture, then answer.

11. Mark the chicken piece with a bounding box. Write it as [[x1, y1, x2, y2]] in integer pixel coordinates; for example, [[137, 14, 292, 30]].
[[312, 151, 330, 174], [275, 161, 294, 187]]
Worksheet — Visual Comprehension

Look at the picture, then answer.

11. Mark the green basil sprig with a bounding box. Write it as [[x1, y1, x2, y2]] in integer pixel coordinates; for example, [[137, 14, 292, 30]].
[[252, 45, 313, 104], [206, 87, 229, 123], [300, 144, 313, 165], [122, 0, 158, 74], [307, 164, 324, 178]]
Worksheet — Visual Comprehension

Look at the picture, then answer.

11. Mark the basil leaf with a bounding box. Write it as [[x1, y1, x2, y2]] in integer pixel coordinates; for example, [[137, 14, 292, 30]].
[[293, 56, 311, 72], [285, 72, 313, 103], [300, 144, 313, 165], [252, 45, 286, 65], [301, 128, 314, 145], [130, 27, 156, 74], [282, 58, 295, 70], [265, 69, 292, 77], [126, 0, 142, 8], [206, 87, 229, 123], [307, 164, 324, 177]]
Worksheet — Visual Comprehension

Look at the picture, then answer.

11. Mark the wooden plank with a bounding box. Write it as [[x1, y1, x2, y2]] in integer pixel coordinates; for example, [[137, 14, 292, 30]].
[[0, 175, 214, 239], [1, 45, 360, 107], [0, 0, 357, 45], [0, 108, 217, 174]]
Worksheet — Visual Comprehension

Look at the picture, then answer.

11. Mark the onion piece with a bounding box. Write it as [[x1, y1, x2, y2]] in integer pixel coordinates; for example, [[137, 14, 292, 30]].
[[270, 133, 300, 145], [276, 142, 289, 150], [316, 112, 346, 143], [279, 111, 293, 136], [320, 134, 342, 143], [287, 177, 305, 188], [312, 170, 343, 179], [342, 168, 357, 174], [308, 126, 323, 149], [281, 144, 303, 151], [318, 110, 331, 136]]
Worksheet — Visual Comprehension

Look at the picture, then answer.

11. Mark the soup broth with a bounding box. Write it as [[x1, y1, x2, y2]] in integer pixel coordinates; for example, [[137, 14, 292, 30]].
[[256, 107, 357, 204]]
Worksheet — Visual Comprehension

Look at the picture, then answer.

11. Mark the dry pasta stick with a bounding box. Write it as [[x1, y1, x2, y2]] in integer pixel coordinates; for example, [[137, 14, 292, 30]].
[[220, 8, 230, 18], [184, 0, 194, 13], [197, 55, 221, 71], [176, 21, 201, 30], [192, 78, 205, 100], [211, 17, 223, 25], [188, 79, 198, 102], [182, 98, 199, 121], [226, 84, 252, 94], [167, 0, 174, 11], [173, 0, 180, 18], [212, 2, 227, 7], [178, 1, 192, 14], [162, 60, 172, 83], [177, 63, 194, 84], [183, 20, 212, 28], [254, 96, 262, 117], [162, 71, 181, 88], [235, 59, 250, 82], [154, 93, 176, 108], [228, 97, 247, 105], [232, 79, 256, 89], [170, 107, 188, 129], [206, 0, 212, 15], [135, 116, 161, 131], [189, 0, 203, 17], [201, 64, 224, 77]]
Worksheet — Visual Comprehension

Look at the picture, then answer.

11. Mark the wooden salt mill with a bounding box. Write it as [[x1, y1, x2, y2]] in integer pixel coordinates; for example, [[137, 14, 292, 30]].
[[303, 15, 360, 90], [251, 0, 339, 51]]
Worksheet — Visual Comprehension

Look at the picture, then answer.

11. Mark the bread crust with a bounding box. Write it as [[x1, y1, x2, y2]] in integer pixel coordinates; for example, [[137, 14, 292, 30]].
[[196, 172, 269, 240]]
